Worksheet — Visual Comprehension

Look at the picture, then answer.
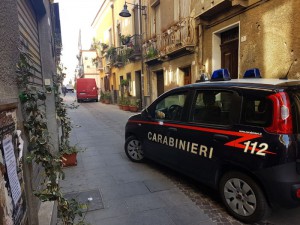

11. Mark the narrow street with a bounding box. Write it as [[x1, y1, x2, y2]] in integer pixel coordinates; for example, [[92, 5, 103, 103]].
[[60, 93, 300, 225]]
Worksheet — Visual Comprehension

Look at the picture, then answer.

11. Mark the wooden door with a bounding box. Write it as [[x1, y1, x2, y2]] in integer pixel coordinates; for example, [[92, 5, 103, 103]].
[[221, 27, 239, 79], [156, 70, 164, 97], [182, 66, 191, 85]]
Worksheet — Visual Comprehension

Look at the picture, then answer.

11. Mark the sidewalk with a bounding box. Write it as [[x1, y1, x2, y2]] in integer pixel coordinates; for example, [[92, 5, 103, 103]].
[[60, 95, 214, 225]]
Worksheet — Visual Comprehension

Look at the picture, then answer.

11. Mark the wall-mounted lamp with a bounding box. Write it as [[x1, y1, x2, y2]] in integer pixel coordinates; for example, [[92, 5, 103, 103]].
[[119, 3, 131, 17], [119, 1, 146, 17]]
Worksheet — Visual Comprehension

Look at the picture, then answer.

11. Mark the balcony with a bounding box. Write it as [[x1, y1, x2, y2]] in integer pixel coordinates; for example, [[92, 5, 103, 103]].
[[144, 17, 196, 65], [105, 47, 134, 68], [92, 56, 104, 71], [196, 0, 248, 21], [126, 34, 142, 61]]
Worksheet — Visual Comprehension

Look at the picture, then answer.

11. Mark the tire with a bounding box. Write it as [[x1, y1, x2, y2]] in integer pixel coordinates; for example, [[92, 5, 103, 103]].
[[77, 99, 81, 103], [124, 136, 144, 162], [219, 171, 271, 223]]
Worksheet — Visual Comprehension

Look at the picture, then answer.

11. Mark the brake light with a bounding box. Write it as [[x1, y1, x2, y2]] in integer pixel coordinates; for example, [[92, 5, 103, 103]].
[[297, 189, 300, 199], [266, 92, 293, 134]]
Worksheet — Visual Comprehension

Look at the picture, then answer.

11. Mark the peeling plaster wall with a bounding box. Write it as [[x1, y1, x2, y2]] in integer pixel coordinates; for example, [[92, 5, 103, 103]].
[[202, 0, 300, 78], [240, 0, 300, 78]]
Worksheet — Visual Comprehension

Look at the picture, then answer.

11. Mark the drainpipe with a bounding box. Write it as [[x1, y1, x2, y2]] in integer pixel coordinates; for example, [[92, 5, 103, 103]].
[[111, 1, 116, 46], [198, 23, 205, 76]]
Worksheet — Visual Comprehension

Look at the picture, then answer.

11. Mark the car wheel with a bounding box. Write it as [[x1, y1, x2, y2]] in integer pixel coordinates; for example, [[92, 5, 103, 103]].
[[124, 136, 144, 162], [219, 171, 270, 223], [77, 99, 81, 103]]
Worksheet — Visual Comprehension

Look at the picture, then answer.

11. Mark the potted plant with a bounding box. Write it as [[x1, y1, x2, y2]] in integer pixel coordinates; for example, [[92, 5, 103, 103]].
[[101, 43, 109, 49], [120, 79, 129, 87], [104, 91, 111, 104], [122, 97, 130, 111], [100, 90, 105, 103], [145, 47, 158, 59], [129, 98, 140, 112], [106, 46, 116, 58], [120, 34, 131, 45], [118, 97, 124, 110], [60, 143, 82, 167], [121, 79, 130, 96]]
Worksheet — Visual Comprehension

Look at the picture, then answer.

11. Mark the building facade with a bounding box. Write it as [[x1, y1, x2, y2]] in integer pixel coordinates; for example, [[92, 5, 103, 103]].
[[76, 49, 101, 94], [0, 0, 61, 224], [89, 0, 299, 107], [91, 0, 147, 106], [195, 0, 300, 79]]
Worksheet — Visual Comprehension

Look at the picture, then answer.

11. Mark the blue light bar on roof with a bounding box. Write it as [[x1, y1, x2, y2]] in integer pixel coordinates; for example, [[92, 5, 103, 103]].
[[243, 68, 261, 78], [211, 69, 231, 81]]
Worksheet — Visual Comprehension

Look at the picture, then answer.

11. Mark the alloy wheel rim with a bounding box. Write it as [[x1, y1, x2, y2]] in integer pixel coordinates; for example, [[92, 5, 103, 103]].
[[224, 178, 257, 216], [127, 139, 143, 160]]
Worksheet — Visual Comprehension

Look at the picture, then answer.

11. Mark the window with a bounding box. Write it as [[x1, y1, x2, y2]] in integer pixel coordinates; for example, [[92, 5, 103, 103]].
[[174, 0, 191, 21], [127, 73, 131, 93], [191, 91, 235, 125], [109, 28, 113, 46], [154, 92, 187, 121], [241, 96, 273, 127], [151, 3, 161, 36]]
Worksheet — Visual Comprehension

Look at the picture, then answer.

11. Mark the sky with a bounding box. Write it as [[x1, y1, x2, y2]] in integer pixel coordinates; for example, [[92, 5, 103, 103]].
[[55, 0, 103, 85]]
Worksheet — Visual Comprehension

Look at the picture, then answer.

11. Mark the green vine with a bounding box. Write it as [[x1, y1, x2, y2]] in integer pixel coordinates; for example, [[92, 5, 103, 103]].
[[16, 51, 88, 225]]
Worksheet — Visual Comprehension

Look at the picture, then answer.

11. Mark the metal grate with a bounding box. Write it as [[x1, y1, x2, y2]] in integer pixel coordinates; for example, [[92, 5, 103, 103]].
[[64, 189, 104, 211]]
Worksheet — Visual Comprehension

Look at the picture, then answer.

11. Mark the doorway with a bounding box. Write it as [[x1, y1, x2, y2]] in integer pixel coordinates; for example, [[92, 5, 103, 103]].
[[156, 70, 164, 97], [181, 66, 191, 85], [135, 71, 142, 100], [220, 27, 239, 78]]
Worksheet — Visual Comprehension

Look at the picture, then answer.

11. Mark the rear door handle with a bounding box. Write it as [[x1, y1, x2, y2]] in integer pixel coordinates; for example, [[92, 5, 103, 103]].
[[213, 134, 229, 142]]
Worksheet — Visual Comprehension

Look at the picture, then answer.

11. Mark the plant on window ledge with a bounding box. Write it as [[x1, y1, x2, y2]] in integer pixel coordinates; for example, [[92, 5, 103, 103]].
[[144, 47, 158, 59], [16, 51, 88, 225]]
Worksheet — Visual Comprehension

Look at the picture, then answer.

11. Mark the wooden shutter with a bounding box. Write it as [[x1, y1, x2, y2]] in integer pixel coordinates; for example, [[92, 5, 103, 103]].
[[17, 0, 43, 86]]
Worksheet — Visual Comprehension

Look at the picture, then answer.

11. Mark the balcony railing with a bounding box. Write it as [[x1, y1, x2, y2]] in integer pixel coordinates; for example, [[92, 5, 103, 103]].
[[105, 46, 135, 68], [126, 34, 142, 61], [92, 56, 104, 71], [143, 17, 196, 62]]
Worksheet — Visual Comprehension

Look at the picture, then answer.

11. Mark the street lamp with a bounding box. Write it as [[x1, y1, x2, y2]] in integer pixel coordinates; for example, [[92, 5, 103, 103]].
[[119, 0, 146, 109]]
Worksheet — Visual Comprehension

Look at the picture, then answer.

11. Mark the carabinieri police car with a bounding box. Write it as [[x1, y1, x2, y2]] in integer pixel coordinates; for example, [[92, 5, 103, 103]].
[[124, 68, 300, 223]]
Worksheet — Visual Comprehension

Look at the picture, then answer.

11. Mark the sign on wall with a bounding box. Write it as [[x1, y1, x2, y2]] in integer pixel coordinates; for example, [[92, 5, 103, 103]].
[[0, 105, 26, 225]]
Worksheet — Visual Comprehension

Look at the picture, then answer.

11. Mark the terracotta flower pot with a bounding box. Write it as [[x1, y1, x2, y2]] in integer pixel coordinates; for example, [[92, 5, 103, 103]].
[[123, 105, 130, 111], [129, 105, 138, 112], [62, 153, 77, 167]]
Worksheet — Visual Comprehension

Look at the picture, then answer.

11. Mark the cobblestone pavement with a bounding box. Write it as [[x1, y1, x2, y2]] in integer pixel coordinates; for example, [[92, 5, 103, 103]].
[[153, 162, 274, 225]]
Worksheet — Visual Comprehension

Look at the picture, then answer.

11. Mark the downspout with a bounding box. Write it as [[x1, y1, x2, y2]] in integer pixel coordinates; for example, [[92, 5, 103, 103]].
[[200, 23, 204, 74], [144, 1, 150, 98], [111, 1, 115, 100], [111, 2, 116, 46]]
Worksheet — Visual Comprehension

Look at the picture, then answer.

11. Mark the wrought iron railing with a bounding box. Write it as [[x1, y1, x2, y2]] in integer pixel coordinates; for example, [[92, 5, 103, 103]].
[[105, 46, 135, 68], [143, 17, 195, 60], [127, 34, 142, 61]]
